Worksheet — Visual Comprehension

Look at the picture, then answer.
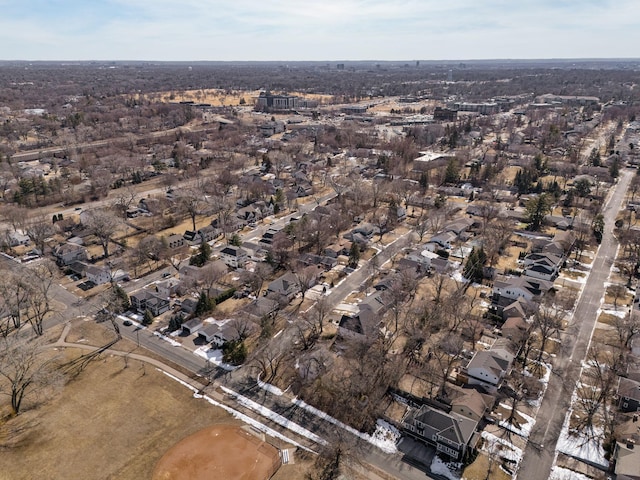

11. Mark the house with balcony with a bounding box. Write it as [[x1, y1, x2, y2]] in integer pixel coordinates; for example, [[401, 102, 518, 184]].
[[129, 289, 170, 317], [402, 404, 479, 460]]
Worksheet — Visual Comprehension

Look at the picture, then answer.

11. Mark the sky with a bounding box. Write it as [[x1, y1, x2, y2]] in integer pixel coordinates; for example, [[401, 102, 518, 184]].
[[1, 0, 639, 61]]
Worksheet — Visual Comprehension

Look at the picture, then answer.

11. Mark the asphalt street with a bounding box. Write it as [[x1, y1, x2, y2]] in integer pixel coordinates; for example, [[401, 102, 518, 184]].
[[517, 168, 633, 480]]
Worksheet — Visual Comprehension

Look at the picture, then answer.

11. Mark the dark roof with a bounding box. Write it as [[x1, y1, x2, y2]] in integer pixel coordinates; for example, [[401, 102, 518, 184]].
[[619, 377, 640, 402], [411, 405, 477, 446]]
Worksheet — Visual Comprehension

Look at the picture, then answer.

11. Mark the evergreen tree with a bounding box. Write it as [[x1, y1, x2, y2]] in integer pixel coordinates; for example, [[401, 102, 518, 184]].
[[195, 291, 214, 316], [463, 247, 487, 283], [142, 309, 154, 326], [348, 242, 360, 268], [443, 159, 460, 184], [526, 194, 553, 231]]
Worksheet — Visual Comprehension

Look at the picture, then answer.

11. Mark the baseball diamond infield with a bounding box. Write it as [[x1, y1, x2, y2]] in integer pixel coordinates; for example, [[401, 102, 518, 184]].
[[152, 424, 281, 480]]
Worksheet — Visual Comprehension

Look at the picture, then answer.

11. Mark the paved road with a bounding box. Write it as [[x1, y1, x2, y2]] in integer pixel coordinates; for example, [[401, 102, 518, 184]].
[[517, 169, 633, 480], [325, 233, 412, 310]]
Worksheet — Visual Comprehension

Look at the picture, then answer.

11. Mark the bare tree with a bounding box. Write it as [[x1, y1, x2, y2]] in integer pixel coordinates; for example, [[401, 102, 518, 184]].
[[609, 284, 628, 310], [0, 273, 30, 335], [0, 332, 61, 415], [25, 260, 58, 336], [112, 186, 138, 219], [26, 215, 54, 254], [573, 345, 618, 438], [252, 347, 286, 385], [241, 263, 273, 298], [83, 208, 121, 258], [532, 297, 565, 364], [176, 185, 205, 232]]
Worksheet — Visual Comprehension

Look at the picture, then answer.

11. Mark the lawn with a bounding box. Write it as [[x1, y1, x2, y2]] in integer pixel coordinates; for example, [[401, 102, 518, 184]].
[[0, 334, 294, 480]]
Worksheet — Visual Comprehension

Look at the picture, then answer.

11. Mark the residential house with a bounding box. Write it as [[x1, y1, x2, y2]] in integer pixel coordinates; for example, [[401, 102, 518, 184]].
[[325, 240, 352, 258], [447, 386, 493, 422], [156, 278, 180, 298], [492, 275, 554, 302], [404, 249, 435, 272], [166, 234, 185, 249], [198, 321, 248, 348], [220, 246, 248, 269], [196, 225, 220, 244], [182, 317, 204, 335], [295, 183, 314, 197], [501, 316, 529, 344], [444, 218, 475, 236], [337, 310, 381, 343], [53, 242, 88, 266], [618, 377, 640, 413], [85, 265, 111, 285], [129, 290, 170, 317], [501, 298, 532, 321], [352, 223, 377, 239], [338, 292, 388, 343], [8, 231, 30, 247], [430, 231, 457, 250], [180, 298, 198, 315], [463, 346, 514, 393], [523, 252, 562, 281], [402, 404, 479, 460], [243, 297, 280, 319], [266, 272, 300, 301], [613, 438, 640, 480], [260, 225, 285, 246]]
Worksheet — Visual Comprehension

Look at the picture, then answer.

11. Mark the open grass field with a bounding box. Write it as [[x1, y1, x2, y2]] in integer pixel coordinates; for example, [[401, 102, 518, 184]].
[[0, 348, 241, 480]]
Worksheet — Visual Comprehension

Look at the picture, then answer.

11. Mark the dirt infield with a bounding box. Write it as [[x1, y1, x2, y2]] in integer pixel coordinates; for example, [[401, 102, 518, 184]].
[[152, 425, 281, 480]]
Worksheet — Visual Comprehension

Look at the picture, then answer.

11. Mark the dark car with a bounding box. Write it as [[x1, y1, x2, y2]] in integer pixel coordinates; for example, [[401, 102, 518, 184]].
[[123, 320, 133, 326]]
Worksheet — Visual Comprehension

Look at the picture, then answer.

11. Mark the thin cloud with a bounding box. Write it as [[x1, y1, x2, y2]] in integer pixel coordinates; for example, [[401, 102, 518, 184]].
[[0, 0, 638, 60]]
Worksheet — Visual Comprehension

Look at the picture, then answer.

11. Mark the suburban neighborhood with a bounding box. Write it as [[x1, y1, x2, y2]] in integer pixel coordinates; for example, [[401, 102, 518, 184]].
[[1, 59, 640, 480]]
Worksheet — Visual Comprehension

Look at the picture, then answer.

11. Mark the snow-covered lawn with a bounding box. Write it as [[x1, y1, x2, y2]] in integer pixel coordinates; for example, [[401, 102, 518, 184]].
[[193, 346, 236, 371], [599, 307, 627, 319], [431, 456, 461, 480], [156, 370, 315, 453], [257, 375, 284, 396], [498, 403, 535, 438], [556, 413, 608, 469], [481, 431, 523, 469], [220, 386, 327, 445], [152, 330, 181, 346], [549, 466, 594, 480], [291, 397, 400, 453]]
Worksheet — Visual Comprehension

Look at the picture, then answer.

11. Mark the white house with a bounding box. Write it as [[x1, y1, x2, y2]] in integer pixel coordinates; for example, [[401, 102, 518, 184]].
[[53, 243, 88, 266], [220, 246, 248, 269], [156, 278, 180, 298], [465, 348, 514, 392], [85, 265, 111, 285], [492, 275, 553, 302]]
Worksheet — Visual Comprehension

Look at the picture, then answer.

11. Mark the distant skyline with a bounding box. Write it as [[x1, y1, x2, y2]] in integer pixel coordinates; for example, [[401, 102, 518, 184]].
[[1, 0, 639, 61]]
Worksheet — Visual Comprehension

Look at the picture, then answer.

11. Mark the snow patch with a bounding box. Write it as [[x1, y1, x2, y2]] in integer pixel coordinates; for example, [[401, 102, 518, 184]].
[[291, 397, 399, 453], [556, 412, 609, 469], [220, 386, 327, 445], [600, 308, 627, 319], [481, 431, 523, 466], [257, 375, 284, 396], [549, 466, 594, 480], [430, 456, 461, 480], [193, 346, 236, 371], [497, 404, 535, 438], [152, 330, 181, 346]]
